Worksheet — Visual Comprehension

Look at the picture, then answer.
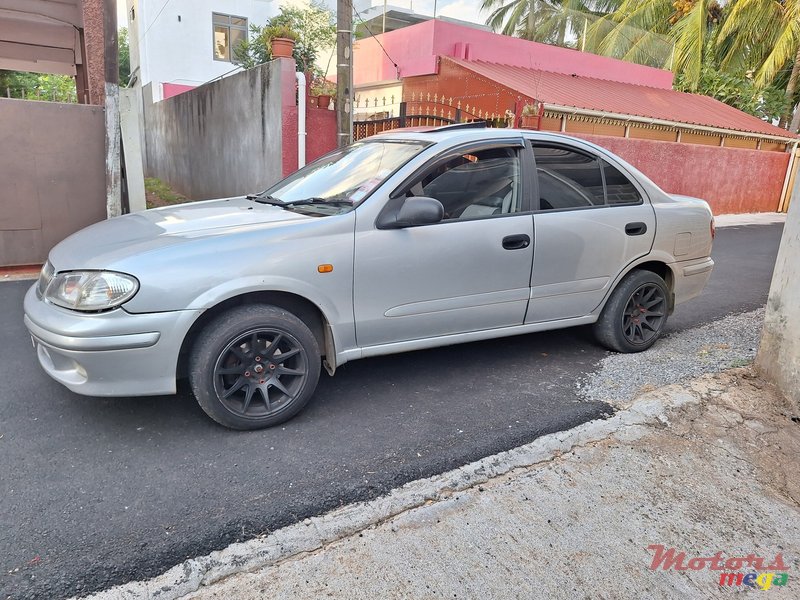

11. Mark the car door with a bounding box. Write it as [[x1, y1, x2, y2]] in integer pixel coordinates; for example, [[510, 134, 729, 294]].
[[353, 140, 535, 348], [526, 142, 656, 323]]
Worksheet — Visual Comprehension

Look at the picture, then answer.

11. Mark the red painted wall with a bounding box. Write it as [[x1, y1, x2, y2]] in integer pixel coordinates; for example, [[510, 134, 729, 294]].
[[282, 106, 337, 176], [571, 133, 790, 214], [354, 20, 673, 89]]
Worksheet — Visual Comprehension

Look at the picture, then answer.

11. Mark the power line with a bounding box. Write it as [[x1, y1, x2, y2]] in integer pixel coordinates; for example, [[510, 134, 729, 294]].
[[141, 0, 173, 40], [352, 5, 400, 79]]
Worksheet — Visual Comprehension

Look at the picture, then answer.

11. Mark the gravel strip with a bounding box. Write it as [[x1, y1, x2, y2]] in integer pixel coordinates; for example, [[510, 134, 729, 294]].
[[579, 308, 764, 406]]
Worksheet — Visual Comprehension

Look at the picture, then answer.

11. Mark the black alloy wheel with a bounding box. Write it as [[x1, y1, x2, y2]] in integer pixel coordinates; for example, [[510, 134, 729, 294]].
[[213, 328, 309, 418], [190, 304, 321, 429], [594, 269, 670, 353], [621, 283, 667, 346]]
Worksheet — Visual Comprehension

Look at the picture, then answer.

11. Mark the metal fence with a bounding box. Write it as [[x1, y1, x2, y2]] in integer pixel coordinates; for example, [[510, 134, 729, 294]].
[[353, 98, 515, 141]]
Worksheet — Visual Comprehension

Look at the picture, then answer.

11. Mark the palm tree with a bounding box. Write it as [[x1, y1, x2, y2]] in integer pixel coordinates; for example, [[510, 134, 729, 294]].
[[716, 0, 800, 127], [480, 0, 616, 47], [582, 0, 722, 89]]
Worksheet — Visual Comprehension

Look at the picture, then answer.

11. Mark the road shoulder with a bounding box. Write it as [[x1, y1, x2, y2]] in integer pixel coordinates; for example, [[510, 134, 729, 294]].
[[81, 362, 800, 599]]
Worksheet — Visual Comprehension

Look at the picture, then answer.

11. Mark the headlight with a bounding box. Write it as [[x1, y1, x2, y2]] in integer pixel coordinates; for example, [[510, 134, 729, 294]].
[[45, 271, 139, 312], [37, 261, 55, 297]]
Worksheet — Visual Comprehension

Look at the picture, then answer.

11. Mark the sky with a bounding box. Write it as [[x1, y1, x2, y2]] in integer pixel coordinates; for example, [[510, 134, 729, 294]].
[[116, 0, 490, 30]]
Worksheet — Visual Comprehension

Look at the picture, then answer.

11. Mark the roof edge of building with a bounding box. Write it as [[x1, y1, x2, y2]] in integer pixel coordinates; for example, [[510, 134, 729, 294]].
[[442, 57, 797, 142], [543, 103, 798, 143]]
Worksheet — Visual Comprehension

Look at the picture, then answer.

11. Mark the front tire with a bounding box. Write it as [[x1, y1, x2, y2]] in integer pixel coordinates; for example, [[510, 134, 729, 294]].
[[189, 304, 321, 430], [593, 270, 669, 353]]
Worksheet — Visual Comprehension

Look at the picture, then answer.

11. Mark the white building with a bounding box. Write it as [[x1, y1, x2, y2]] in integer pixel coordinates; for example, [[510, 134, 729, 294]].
[[126, 0, 276, 101]]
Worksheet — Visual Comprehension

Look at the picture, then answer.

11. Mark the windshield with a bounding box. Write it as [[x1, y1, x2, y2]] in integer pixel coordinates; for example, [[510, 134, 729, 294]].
[[261, 140, 428, 212]]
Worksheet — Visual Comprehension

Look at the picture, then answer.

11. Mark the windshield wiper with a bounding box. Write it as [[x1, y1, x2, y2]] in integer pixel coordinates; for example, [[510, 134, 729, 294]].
[[285, 197, 354, 207], [245, 195, 354, 209], [246, 193, 284, 206]]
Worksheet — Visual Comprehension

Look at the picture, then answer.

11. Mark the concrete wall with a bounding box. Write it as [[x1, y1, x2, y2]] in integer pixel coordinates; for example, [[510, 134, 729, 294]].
[[143, 61, 284, 200], [571, 134, 790, 214], [757, 183, 800, 409], [0, 98, 106, 266]]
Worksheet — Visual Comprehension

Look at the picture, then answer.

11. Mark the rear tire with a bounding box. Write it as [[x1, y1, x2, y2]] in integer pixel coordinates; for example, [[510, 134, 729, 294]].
[[593, 270, 669, 353], [189, 304, 321, 430]]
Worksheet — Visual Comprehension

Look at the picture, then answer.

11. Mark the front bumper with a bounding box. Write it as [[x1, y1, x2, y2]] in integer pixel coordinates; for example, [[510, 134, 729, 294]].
[[23, 284, 202, 397]]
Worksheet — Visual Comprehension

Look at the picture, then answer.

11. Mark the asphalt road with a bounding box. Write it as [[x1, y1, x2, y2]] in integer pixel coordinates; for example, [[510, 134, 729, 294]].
[[0, 223, 783, 600]]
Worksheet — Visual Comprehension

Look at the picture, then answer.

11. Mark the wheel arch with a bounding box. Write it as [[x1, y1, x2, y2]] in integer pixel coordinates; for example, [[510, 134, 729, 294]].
[[177, 290, 337, 381], [600, 256, 677, 316]]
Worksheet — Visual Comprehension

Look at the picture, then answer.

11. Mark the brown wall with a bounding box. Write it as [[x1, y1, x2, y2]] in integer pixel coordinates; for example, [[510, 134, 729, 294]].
[[0, 99, 106, 266], [404, 59, 529, 118]]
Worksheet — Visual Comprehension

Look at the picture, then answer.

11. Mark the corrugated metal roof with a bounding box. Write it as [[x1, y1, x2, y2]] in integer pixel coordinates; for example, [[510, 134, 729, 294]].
[[450, 58, 795, 139]]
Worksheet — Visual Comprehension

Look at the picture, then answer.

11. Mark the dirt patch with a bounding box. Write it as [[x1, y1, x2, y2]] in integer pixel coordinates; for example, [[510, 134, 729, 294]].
[[669, 368, 800, 508]]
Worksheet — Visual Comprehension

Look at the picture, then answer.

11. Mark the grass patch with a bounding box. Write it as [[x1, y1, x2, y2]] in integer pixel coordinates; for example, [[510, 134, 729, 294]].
[[145, 178, 187, 208]]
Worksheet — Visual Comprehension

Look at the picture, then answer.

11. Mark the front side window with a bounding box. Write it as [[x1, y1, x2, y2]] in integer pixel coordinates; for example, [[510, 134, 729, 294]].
[[262, 140, 428, 213], [533, 146, 604, 210], [213, 13, 247, 62], [406, 147, 521, 220]]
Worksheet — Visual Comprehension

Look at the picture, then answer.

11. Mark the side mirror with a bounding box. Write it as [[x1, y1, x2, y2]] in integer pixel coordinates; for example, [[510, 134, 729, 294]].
[[388, 196, 444, 228]]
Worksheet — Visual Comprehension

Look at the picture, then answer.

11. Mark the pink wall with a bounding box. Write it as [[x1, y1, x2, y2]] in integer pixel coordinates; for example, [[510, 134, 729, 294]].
[[162, 83, 196, 100], [354, 20, 673, 89], [572, 133, 790, 214]]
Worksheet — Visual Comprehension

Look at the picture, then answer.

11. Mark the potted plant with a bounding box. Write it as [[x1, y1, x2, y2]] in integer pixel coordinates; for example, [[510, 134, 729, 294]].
[[311, 77, 336, 109], [520, 102, 540, 129], [264, 24, 299, 59]]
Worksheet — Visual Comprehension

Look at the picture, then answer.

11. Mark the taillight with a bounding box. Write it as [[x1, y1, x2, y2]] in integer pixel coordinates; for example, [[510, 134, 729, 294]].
[[710, 216, 716, 240]]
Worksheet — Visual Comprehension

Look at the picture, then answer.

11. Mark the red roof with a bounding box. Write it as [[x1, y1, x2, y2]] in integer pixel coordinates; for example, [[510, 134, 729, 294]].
[[449, 58, 794, 139]]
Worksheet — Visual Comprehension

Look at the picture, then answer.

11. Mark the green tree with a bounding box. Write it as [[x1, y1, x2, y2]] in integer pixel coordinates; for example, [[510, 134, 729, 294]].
[[235, 1, 336, 74], [715, 0, 800, 127], [674, 65, 789, 122], [0, 69, 77, 102], [481, 0, 615, 47], [119, 27, 131, 86], [578, 0, 800, 128], [582, 0, 723, 88]]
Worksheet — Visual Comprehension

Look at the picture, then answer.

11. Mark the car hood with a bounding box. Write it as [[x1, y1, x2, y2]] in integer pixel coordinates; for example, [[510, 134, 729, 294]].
[[49, 197, 314, 270]]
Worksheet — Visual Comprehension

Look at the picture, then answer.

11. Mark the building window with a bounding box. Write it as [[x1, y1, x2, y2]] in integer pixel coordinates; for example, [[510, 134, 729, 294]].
[[213, 13, 247, 62]]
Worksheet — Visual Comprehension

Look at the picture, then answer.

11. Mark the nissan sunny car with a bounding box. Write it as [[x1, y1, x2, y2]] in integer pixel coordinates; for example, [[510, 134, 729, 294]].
[[24, 124, 714, 429]]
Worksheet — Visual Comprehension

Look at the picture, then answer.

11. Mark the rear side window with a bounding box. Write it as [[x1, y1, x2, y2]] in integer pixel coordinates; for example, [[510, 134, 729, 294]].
[[532, 145, 642, 210], [602, 159, 642, 205], [533, 146, 604, 210]]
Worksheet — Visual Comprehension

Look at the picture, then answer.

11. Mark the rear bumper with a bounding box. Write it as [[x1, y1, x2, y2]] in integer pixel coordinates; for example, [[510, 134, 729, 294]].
[[673, 257, 714, 305], [23, 284, 201, 397]]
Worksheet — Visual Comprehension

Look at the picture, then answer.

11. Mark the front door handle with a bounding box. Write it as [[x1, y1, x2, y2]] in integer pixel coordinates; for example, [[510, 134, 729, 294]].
[[625, 222, 648, 236], [502, 234, 531, 250]]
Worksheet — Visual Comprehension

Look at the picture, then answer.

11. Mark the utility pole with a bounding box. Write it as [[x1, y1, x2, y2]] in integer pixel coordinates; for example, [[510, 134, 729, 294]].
[[336, 0, 353, 147], [104, 0, 122, 218]]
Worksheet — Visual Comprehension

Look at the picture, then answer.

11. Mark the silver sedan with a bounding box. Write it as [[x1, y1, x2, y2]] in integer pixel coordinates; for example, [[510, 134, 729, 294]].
[[24, 125, 714, 429]]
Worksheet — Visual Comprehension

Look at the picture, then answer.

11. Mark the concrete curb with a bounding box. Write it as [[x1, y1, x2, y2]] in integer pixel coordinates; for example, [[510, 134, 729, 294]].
[[77, 387, 701, 600], [714, 212, 786, 228]]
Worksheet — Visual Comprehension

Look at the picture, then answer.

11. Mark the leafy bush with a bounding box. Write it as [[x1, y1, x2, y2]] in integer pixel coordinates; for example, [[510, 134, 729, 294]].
[[234, 1, 335, 75]]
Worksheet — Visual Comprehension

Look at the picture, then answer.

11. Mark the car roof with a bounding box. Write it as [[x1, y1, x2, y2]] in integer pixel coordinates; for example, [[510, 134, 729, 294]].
[[366, 125, 588, 147]]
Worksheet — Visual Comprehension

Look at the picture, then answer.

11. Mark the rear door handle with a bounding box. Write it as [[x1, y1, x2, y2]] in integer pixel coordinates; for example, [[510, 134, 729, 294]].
[[625, 222, 648, 236], [502, 234, 530, 250]]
